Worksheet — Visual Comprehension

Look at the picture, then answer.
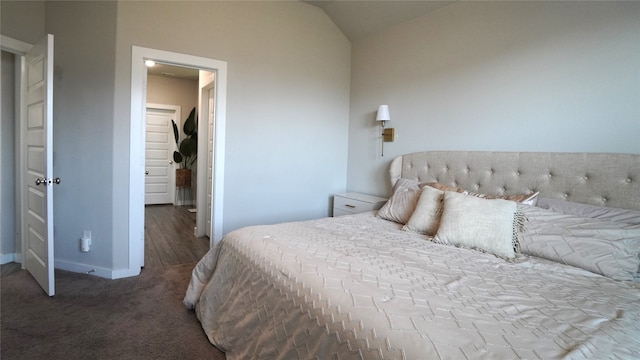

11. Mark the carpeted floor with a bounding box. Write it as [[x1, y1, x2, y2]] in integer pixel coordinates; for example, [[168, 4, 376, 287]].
[[0, 263, 226, 360]]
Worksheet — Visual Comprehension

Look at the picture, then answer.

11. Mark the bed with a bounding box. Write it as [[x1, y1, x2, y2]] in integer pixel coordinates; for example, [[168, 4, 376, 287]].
[[184, 151, 640, 359]]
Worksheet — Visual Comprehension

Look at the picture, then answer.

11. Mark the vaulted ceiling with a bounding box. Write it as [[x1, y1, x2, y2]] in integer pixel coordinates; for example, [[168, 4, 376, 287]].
[[148, 1, 455, 79], [303, 1, 454, 42]]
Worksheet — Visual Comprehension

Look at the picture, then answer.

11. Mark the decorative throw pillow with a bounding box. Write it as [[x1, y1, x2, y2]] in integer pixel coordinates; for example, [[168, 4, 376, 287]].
[[377, 178, 426, 224], [427, 183, 539, 206], [426, 182, 466, 193], [497, 192, 539, 206], [402, 186, 444, 236], [433, 191, 525, 260]]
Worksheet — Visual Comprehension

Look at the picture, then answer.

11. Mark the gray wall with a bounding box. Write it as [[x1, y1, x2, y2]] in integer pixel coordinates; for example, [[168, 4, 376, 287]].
[[1, 51, 16, 260], [44, 1, 119, 270], [146, 74, 198, 124], [347, 1, 640, 197], [0, 1, 45, 44]]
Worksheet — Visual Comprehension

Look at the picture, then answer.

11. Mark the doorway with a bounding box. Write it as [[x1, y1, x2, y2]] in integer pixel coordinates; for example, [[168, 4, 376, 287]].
[[1, 49, 20, 266], [144, 64, 198, 268], [129, 46, 227, 271]]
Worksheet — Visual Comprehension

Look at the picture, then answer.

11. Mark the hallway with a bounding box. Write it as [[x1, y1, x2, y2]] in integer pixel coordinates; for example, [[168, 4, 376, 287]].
[[144, 205, 209, 268]]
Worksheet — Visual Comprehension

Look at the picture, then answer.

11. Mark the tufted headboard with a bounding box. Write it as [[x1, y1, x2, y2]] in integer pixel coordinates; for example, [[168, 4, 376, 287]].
[[389, 151, 640, 211]]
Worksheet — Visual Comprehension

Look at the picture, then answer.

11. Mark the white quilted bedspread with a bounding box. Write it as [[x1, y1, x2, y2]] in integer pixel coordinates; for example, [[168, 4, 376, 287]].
[[184, 213, 640, 360]]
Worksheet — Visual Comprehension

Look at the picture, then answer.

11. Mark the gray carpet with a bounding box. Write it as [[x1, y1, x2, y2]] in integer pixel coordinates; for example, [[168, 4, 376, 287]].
[[0, 263, 226, 360]]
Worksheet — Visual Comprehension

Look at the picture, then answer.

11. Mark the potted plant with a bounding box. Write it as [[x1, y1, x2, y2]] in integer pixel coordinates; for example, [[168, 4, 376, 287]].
[[172, 107, 197, 188]]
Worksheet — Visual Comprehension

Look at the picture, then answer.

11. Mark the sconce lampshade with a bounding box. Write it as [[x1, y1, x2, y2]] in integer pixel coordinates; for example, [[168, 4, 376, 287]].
[[376, 105, 390, 122]]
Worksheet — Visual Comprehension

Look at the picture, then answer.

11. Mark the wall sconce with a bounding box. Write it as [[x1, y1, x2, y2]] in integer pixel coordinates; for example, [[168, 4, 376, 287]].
[[376, 105, 395, 156]]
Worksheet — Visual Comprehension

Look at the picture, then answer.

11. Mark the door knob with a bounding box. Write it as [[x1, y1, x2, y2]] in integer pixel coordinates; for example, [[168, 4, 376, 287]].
[[145, 170, 149, 175], [34, 177, 61, 186]]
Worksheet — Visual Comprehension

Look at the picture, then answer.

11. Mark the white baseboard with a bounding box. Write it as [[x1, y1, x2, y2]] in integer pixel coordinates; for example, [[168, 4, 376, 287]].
[[111, 267, 142, 279], [0, 253, 17, 265], [2, 257, 141, 280], [54, 259, 141, 279], [54, 259, 112, 279]]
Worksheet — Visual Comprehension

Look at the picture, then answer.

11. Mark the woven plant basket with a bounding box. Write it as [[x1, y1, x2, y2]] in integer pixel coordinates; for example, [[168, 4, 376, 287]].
[[175, 168, 191, 188]]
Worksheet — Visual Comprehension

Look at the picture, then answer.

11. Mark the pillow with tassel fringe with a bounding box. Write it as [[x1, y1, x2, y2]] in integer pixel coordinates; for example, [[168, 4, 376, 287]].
[[433, 191, 526, 260]]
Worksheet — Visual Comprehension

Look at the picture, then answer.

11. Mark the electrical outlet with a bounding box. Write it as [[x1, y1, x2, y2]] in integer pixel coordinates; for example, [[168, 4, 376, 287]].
[[81, 230, 92, 252]]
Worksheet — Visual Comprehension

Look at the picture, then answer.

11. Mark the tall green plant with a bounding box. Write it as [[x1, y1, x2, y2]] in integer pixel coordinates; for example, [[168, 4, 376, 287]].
[[171, 107, 198, 169]]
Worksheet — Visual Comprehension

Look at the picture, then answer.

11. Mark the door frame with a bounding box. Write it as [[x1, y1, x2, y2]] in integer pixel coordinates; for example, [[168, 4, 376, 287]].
[[196, 76, 216, 237], [130, 46, 227, 270], [1, 35, 33, 266]]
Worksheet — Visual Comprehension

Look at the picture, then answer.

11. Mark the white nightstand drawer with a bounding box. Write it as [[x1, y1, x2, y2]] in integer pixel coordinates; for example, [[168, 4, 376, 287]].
[[332, 208, 354, 217], [332, 192, 387, 216], [334, 196, 376, 213]]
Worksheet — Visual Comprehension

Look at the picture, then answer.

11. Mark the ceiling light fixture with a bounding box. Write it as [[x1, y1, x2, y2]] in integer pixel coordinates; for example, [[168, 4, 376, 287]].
[[145, 60, 156, 67]]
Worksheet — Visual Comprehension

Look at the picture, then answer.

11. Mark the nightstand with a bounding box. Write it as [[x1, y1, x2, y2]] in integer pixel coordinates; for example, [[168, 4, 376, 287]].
[[332, 192, 388, 217]]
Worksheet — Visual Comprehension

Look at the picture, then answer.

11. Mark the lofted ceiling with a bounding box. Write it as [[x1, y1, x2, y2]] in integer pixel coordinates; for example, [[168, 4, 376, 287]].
[[146, 1, 455, 80], [303, 0, 454, 42]]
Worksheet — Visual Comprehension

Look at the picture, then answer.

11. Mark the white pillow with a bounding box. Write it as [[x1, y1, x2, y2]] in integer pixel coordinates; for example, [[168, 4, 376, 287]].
[[434, 191, 524, 260], [377, 178, 427, 224], [536, 197, 640, 225], [402, 186, 444, 236], [520, 205, 640, 282]]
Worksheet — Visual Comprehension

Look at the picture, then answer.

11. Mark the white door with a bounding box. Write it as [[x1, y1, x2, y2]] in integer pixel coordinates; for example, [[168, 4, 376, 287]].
[[144, 105, 179, 205], [23, 34, 55, 296]]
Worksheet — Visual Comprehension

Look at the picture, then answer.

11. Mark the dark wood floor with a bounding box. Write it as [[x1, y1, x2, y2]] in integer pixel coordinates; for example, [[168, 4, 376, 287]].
[[0, 205, 207, 277], [144, 204, 210, 268]]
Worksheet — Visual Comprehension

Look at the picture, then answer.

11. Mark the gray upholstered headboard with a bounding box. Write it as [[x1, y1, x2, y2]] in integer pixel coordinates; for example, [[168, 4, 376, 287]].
[[390, 151, 640, 211]]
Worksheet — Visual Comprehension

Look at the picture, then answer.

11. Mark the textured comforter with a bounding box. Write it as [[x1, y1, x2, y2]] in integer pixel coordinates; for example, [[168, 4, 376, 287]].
[[184, 212, 640, 359]]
